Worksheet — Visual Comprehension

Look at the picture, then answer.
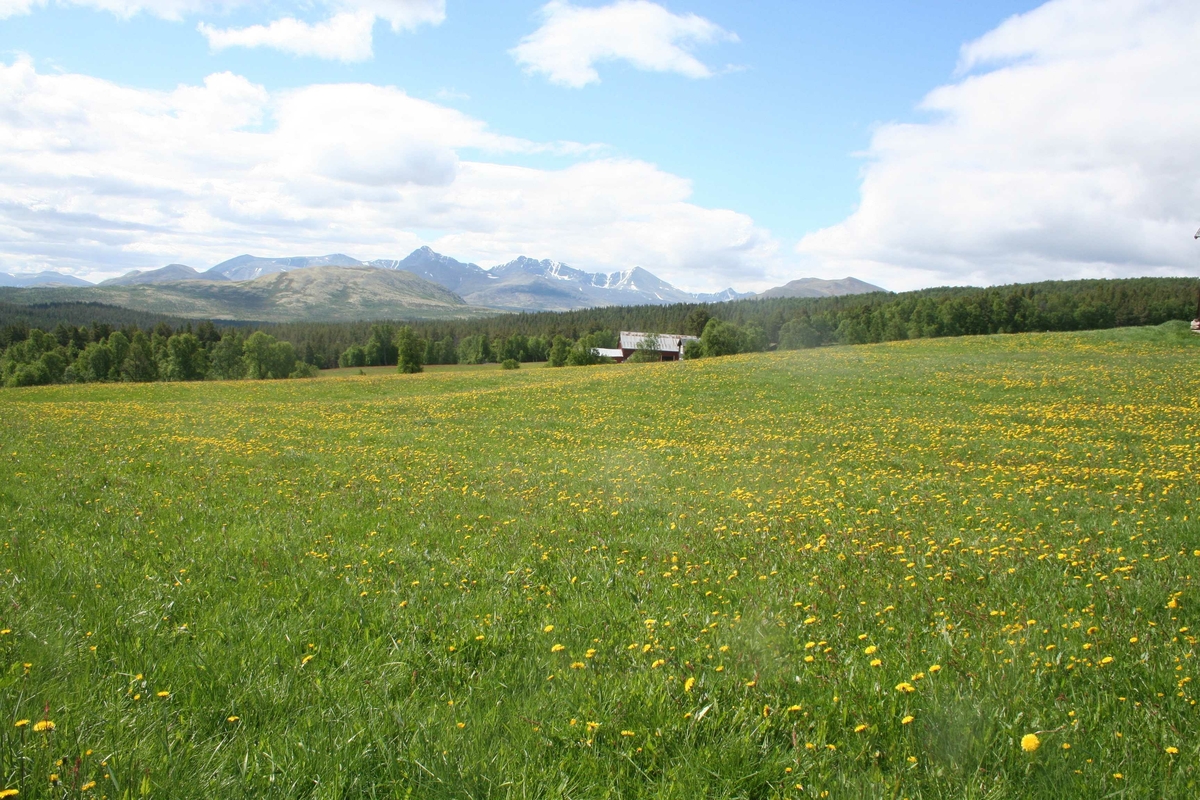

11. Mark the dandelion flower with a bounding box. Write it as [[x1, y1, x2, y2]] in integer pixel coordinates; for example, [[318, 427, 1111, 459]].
[[854, 724, 868, 733], [543, 625, 554, 633], [620, 730, 635, 737], [901, 715, 914, 725], [684, 677, 696, 692], [1165, 746, 1179, 754], [0, 790, 16, 798], [864, 645, 877, 654], [156, 691, 170, 698], [1021, 733, 1040, 752], [32, 720, 54, 733], [227, 716, 240, 723], [895, 682, 915, 693], [13, 720, 28, 728], [929, 664, 941, 674], [650, 659, 665, 668], [787, 704, 801, 712], [570, 662, 585, 669], [551, 643, 565, 653], [870, 658, 882, 667]]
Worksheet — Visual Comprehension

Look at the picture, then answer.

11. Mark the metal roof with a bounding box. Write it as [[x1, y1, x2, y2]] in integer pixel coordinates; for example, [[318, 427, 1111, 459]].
[[618, 331, 699, 352]]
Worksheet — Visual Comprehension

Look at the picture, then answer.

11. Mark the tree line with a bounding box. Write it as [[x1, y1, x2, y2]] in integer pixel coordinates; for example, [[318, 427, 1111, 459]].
[[2, 277, 1195, 386], [0, 320, 317, 388]]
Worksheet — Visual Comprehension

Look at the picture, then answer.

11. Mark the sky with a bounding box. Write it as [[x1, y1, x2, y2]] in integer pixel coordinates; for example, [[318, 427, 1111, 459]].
[[0, 0, 1198, 292]]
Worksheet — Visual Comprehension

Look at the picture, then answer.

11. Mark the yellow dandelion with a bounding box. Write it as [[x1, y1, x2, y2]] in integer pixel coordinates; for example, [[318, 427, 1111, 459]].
[[684, 677, 696, 692], [156, 691, 170, 698], [456, 722, 465, 729], [854, 723, 868, 733], [584, 648, 596, 658], [620, 730, 635, 737], [787, 704, 802, 712], [14, 720, 28, 728], [227, 716, 240, 723], [651, 659, 665, 668], [551, 643, 565, 653], [901, 715, 914, 725], [543, 625, 554, 633], [1165, 746, 1178, 754], [870, 658, 882, 667], [32, 720, 54, 733], [895, 682, 915, 693], [864, 645, 877, 654], [570, 661, 585, 669], [586, 721, 600, 733], [929, 664, 941, 673], [1021, 733, 1040, 752], [0, 789, 17, 798]]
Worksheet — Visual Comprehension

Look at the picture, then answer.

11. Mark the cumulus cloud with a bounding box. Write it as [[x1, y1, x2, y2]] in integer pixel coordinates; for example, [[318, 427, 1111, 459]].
[[198, 1, 444, 60], [4, 0, 445, 59], [0, 58, 776, 289], [796, 0, 1200, 292], [511, 0, 736, 88], [198, 11, 378, 62]]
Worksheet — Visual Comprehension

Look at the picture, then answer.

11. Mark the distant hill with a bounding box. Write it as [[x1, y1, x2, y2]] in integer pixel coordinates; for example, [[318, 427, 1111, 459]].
[[376, 247, 752, 311], [0, 271, 94, 288], [204, 254, 363, 282], [100, 264, 219, 286], [0, 266, 476, 322], [757, 277, 885, 298]]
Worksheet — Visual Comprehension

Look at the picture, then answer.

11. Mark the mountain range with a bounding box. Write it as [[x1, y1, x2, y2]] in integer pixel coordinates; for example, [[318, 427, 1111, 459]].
[[0, 247, 885, 319]]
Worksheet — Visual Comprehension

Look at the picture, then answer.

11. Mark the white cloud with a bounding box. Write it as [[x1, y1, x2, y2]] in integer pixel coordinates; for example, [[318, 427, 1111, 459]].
[[3, 0, 445, 59], [0, 58, 776, 290], [199, 11, 378, 62], [796, 0, 1200, 292], [511, 0, 736, 88]]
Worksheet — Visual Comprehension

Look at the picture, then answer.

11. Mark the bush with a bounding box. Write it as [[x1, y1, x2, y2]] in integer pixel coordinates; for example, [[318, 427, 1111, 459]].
[[501, 359, 520, 370], [700, 318, 743, 357], [683, 340, 704, 360]]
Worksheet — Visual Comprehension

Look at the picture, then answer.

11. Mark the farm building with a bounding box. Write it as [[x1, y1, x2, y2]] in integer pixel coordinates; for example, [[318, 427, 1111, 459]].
[[595, 331, 700, 362]]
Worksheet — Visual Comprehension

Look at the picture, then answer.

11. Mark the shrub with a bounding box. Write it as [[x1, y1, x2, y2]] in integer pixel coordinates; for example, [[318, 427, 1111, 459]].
[[501, 359, 520, 370]]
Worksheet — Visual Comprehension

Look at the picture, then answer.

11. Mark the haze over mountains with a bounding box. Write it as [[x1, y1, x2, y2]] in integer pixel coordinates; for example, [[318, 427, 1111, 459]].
[[1, 247, 885, 319]]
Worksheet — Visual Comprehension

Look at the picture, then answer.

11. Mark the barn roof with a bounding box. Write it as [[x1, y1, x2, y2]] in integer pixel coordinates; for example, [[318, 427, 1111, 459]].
[[619, 331, 699, 352]]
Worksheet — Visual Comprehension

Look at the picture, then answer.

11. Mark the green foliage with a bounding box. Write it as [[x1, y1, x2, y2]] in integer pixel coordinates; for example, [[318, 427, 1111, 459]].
[[338, 344, 367, 368], [682, 339, 704, 360], [395, 325, 424, 374], [778, 317, 823, 349], [166, 332, 209, 381], [683, 307, 711, 337], [700, 318, 743, 357], [243, 331, 297, 380], [500, 358, 520, 370], [457, 334, 493, 365], [547, 334, 570, 367]]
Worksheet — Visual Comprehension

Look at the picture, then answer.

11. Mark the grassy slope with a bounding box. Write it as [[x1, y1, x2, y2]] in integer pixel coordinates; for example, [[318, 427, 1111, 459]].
[[0, 267, 490, 323], [0, 324, 1198, 798]]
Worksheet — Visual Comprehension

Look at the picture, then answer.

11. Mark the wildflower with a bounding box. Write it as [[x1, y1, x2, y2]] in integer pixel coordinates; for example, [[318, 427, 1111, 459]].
[[586, 721, 600, 733], [456, 722, 465, 729], [543, 625, 554, 633], [227, 716, 240, 723], [1021, 733, 1040, 752], [156, 691, 170, 698], [48, 775, 58, 785], [13, 720, 28, 728], [684, 677, 696, 692], [585, 648, 596, 658], [864, 645, 877, 654], [1113, 773, 1123, 780], [870, 658, 882, 667], [620, 730, 635, 737], [0, 790, 16, 798], [570, 662, 585, 669], [1165, 746, 1179, 754], [854, 724, 868, 733], [901, 715, 914, 725], [787, 704, 801, 712], [650, 659, 665, 668], [1062, 743, 1070, 750], [32, 720, 54, 733], [895, 682, 915, 693], [551, 643, 565, 653], [929, 664, 941, 673], [301, 654, 314, 666]]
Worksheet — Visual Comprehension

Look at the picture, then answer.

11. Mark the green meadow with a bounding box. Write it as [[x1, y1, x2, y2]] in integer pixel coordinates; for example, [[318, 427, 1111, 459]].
[[1, 323, 1197, 798]]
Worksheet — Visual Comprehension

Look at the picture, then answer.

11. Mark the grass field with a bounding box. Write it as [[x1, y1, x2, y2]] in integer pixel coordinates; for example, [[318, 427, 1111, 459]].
[[1, 324, 1198, 798]]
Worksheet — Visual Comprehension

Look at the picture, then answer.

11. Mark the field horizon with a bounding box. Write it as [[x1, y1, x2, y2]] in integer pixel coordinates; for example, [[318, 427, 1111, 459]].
[[1, 323, 1197, 798]]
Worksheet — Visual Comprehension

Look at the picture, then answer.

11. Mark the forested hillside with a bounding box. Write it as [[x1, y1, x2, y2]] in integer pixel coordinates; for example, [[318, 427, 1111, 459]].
[[2, 277, 1196, 384]]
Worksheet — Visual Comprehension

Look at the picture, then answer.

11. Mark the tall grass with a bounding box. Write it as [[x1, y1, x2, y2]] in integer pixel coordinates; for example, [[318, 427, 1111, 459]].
[[0, 322, 1197, 798]]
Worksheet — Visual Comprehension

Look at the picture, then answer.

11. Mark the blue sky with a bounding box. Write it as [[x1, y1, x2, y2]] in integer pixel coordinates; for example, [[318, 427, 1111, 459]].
[[0, 0, 1196, 291]]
